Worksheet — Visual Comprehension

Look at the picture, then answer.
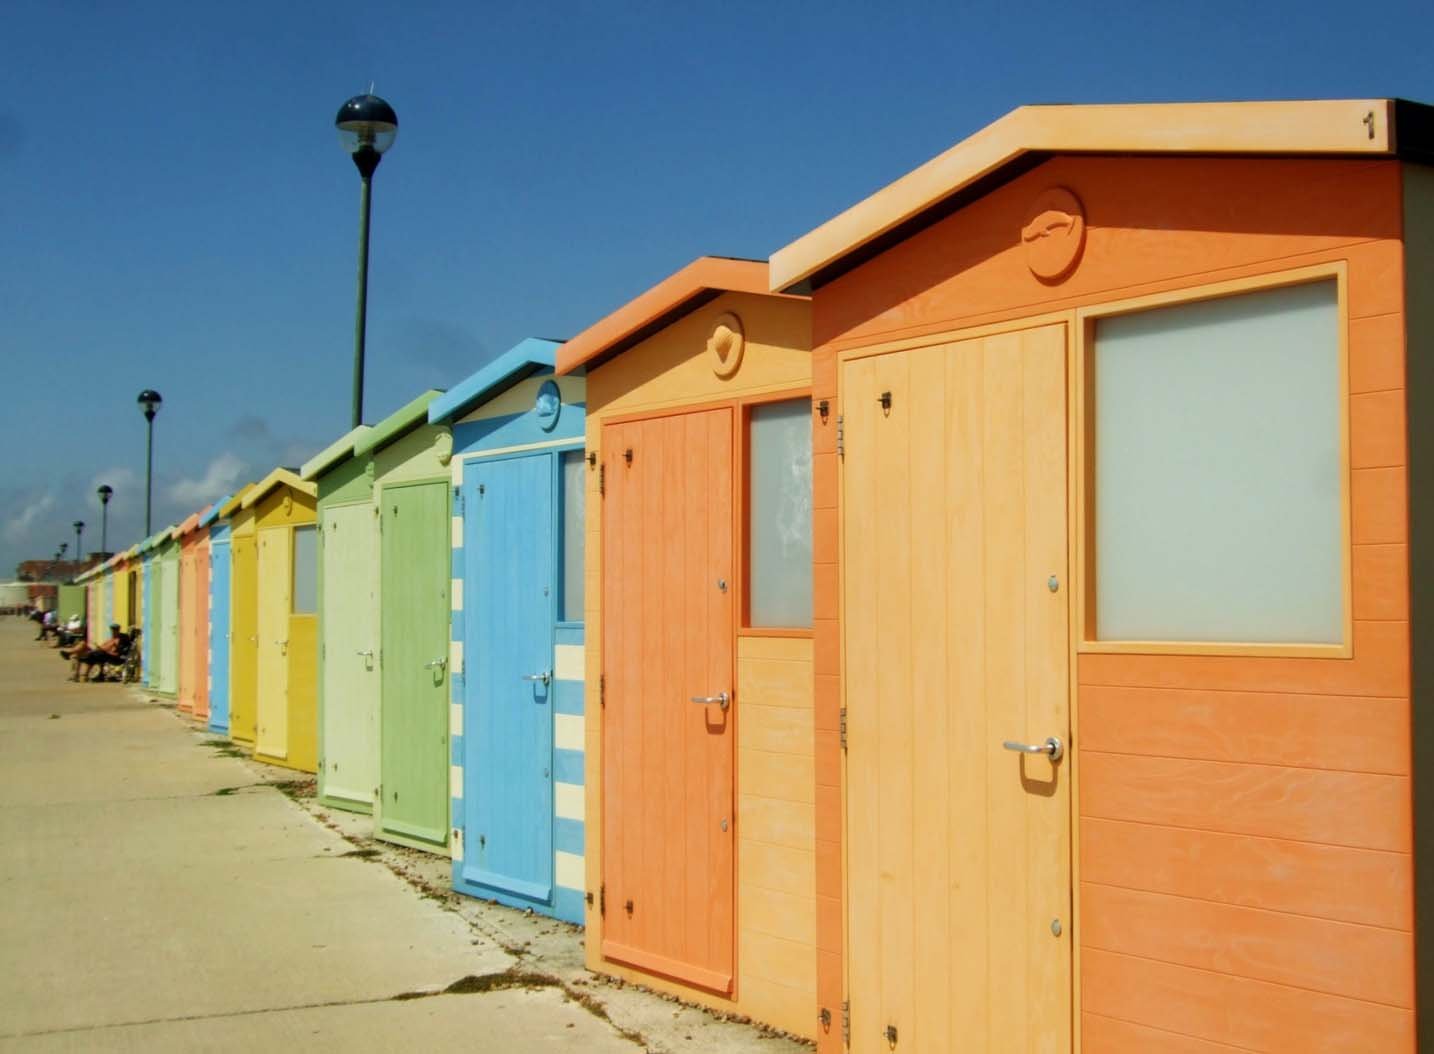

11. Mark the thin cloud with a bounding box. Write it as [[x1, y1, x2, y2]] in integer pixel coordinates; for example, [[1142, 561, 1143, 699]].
[[166, 453, 248, 510], [4, 492, 55, 544]]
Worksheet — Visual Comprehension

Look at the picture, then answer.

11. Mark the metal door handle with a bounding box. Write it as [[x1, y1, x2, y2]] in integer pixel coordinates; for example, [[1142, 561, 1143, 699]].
[[522, 672, 551, 685], [1002, 736, 1063, 762], [424, 658, 447, 670], [690, 692, 730, 712], [356, 649, 373, 658]]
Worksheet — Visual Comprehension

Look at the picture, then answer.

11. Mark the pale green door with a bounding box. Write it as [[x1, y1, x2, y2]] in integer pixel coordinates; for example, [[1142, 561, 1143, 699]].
[[378, 480, 450, 849], [160, 548, 180, 694], [320, 502, 379, 812]]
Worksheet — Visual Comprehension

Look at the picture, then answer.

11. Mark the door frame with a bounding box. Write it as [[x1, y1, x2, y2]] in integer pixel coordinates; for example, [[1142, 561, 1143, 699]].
[[834, 309, 1083, 1049], [374, 473, 453, 852]]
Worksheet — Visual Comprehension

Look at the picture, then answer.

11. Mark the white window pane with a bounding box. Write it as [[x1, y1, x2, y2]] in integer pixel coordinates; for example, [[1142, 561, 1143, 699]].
[[1094, 279, 1342, 644], [292, 526, 318, 615], [749, 400, 813, 628], [561, 451, 585, 623]]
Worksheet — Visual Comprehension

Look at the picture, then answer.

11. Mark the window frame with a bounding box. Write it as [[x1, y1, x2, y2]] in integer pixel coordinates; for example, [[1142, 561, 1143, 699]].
[[290, 524, 319, 616], [555, 444, 588, 630], [1073, 261, 1352, 658]]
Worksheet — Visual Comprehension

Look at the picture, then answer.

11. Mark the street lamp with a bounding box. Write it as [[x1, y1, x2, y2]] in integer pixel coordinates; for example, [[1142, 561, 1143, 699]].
[[334, 91, 398, 429], [73, 520, 85, 559], [137, 390, 162, 535], [97, 484, 113, 553]]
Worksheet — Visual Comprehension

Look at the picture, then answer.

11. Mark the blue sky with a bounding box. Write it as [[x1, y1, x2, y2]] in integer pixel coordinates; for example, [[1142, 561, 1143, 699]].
[[4, 0, 1432, 573]]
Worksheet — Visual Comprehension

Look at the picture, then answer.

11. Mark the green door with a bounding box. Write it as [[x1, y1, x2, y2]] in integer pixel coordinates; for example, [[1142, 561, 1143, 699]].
[[378, 480, 450, 850]]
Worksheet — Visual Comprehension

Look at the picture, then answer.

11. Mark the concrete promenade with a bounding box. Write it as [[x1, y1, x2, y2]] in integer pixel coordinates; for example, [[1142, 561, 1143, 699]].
[[0, 618, 750, 1052]]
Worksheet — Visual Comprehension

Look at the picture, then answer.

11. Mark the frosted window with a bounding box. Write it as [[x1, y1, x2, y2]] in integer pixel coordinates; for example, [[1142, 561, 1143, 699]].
[[292, 526, 318, 615], [560, 450, 585, 623], [749, 400, 813, 628], [1093, 280, 1342, 644]]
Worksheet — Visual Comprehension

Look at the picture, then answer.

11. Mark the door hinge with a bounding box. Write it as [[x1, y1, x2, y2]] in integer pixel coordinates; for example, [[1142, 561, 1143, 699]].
[[599, 884, 606, 916], [840, 707, 847, 750], [599, 673, 606, 706], [598, 464, 605, 497], [841, 1000, 850, 1047], [836, 414, 845, 458], [458, 492, 465, 516]]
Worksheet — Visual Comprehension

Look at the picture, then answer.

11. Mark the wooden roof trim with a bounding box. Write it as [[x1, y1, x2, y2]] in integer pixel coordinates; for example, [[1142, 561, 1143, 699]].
[[556, 257, 804, 375], [300, 426, 373, 482], [770, 99, 1407, 292]]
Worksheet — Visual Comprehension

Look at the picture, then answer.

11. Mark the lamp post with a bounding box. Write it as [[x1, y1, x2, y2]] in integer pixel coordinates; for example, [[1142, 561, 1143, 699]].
[[334, 92, 398, 429], [137, 391, 162, 535], [73, 520, 84, 559], [97, 484, 113, 553]]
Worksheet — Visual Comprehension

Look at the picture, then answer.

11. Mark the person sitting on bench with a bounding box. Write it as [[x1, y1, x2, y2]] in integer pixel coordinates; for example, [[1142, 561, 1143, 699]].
[[62, 624, 129, 682]]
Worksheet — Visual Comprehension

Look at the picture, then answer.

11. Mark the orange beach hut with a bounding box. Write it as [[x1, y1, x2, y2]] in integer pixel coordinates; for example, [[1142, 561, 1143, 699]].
[[556, 258, 817, 1036], [769, 98, 1433, 1053]]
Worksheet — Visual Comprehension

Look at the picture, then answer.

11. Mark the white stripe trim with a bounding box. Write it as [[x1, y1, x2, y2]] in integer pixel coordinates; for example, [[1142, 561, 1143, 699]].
[[451, 516, 463, 548], [555, 782, 585, 822], [451, 827, 464, 862], [453, 436, 581, 463], [555, 850, 584, 891], [450, 702, 463, 737], [554, 713, 584, 753], [553, 644, 584, 682], [451, 578, 463, 611], [450, 765, 463, 800], [449, 640, 464, 675]]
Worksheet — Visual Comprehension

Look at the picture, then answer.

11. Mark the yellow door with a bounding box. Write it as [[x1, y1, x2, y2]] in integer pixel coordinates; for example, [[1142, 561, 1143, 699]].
[[256, 527, 291, 760], [841, 324, 1071, 1053], [230, 534, 258, 744]]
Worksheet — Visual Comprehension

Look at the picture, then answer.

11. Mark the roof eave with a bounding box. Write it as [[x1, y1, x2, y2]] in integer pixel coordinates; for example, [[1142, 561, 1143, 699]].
[[300, 426, 374, 481], [556, 257, 804, 376], [353, 390, 444, 457], [428, 339, 563, 424]]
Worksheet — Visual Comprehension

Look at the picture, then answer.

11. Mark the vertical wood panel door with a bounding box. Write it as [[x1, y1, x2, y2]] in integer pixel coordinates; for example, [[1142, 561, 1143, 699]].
[[320, 503, 380, 810], [178, 548, 196, 711], [161, 551, 180, 694], [194, 543, 211, 720], [601, 407, 735, 993], [229, 536, 258, 743], [379, 480, 451, 848], [209, 542, 232, 732], [842, 324, 1071, 1054], [256, 528, 291, 760], [463, 454, 555, 901]]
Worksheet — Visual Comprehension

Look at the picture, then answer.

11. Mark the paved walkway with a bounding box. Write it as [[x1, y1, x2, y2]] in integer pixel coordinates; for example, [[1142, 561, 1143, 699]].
[[0, 619, 638, 1052]]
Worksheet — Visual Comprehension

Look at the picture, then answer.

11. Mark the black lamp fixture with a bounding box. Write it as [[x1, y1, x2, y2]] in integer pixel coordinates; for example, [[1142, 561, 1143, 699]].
[[334, 91, 398, 429], [136, 390, 162, 535], [97, 484, 113, 554], [73, 520, 85, 559]]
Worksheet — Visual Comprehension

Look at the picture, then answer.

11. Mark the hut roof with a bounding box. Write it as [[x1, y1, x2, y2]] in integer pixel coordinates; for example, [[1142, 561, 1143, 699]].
[[240, 468, 315, 510], [353, 390, 444, 457], [770, 98, 1434, 292], [300, 425, 374, 482], [428, 339, 563, 424]]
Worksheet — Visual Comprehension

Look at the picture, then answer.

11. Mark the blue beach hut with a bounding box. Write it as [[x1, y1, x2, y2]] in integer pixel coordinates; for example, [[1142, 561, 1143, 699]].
[[428, 339, 588, 923]]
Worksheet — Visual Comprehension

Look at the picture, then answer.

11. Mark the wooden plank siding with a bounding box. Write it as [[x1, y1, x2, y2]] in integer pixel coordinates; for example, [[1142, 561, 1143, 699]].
[[805, 155, 1412, 1052]]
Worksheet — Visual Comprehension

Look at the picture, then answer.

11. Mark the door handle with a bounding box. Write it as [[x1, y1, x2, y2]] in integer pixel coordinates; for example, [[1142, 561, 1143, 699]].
[[355, 649, 373, 659], [690, 692, 731, 712], [522, 672, 551, 685], [1002, 736, 1063, 762], [424, 657, 447, 670]]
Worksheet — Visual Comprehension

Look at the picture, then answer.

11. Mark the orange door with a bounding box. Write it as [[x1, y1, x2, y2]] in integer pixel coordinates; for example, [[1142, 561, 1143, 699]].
[[601, 407, 736, 993], [178, 546, 195, 713], [193, 541, 211, 720]]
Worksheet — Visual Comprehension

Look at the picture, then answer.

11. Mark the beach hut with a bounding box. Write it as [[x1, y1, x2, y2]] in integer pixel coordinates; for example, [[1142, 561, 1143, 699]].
[[765, 99, 1434, 1053], [299, 426, 378, 813], [357, 391, 452, 851], [175, 512, 203, 714], [239, 468, 319, 772], [207, 486, 251, 735], [554, 259, 815, 1033], [185, 504, 224, 723], [222, 491, 260, 745], [429, 340, 587, 921]]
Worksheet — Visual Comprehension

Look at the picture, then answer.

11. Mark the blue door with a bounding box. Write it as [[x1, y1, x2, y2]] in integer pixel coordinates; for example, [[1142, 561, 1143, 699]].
[[208, 537, 232, 733], [462, 453, 554, 905]]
